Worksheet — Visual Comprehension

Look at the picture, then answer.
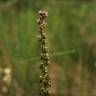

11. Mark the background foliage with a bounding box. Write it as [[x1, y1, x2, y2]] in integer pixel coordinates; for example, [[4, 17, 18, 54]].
[[0, 0, 96, 96]]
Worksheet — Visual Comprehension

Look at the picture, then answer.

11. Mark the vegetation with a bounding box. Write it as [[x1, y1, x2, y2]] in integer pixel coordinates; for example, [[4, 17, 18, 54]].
[[0, 0, 96, 96]]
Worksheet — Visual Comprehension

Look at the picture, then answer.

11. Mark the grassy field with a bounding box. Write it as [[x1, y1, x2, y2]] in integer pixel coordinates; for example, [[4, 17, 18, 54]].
[[0, 1, 96, 96]]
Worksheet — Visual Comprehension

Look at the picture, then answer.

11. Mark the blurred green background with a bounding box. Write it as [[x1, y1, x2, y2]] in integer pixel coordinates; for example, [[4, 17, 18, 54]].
[[0, 0, 96, 96]]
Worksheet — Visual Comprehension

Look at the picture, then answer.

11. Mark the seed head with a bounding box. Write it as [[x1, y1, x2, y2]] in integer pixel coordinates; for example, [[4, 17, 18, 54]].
[[38, 10, 51, 96]]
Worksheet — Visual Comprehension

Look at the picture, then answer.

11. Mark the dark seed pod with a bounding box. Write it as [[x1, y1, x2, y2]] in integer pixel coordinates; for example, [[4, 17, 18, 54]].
[[41, 33, 46, 39], [39, 63, 44, 69]]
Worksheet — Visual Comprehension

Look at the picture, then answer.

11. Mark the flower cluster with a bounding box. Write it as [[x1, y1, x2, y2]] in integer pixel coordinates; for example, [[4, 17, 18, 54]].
[[37, 10, 51, 96], [2, 67, 12, 93]]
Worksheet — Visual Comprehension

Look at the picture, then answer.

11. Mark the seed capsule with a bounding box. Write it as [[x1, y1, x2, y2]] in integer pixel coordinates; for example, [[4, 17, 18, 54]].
[[42, 21, 47, 26], [39, 63, 44, 69], [44, 11, 48, 17], [42, 47, 49, 53], [46, 61, 50, 65], [45, 56, 50, 61], [40, 24, 45, 30], [38, 10, 43, 15], [43, 67, 48, 73], [41, 33, 46, 39], [42, 39, 47, 45], [37, 19, 41, 25]]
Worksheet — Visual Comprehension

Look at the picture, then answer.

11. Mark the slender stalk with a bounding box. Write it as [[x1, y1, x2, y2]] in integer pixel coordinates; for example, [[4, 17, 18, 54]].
[[37, 10, 51, 96]]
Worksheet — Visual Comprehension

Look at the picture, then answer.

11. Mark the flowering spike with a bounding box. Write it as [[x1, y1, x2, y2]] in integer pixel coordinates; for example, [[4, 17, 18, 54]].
[[37, 10, 51, 96]]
